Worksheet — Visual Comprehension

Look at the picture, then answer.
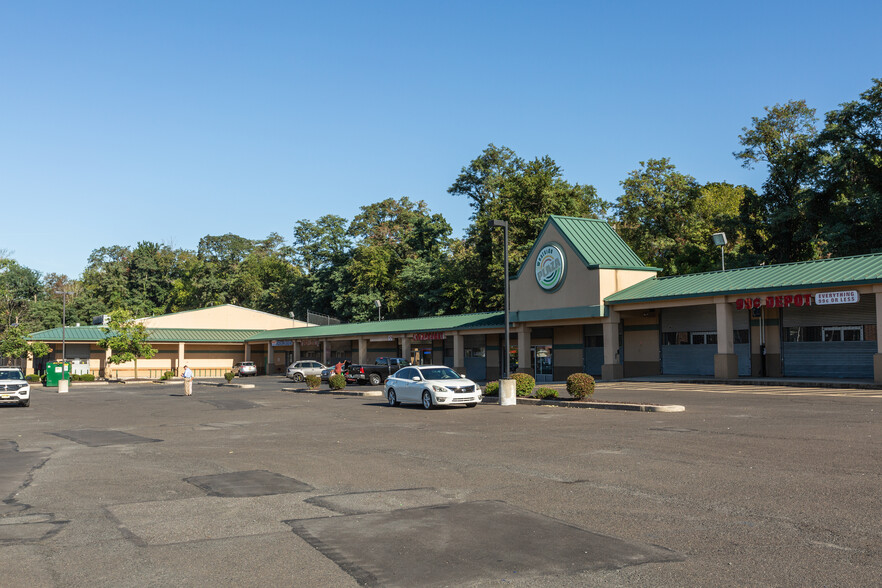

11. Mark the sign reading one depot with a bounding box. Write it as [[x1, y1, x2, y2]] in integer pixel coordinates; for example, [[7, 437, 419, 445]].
[[535, 243, 566, 291]]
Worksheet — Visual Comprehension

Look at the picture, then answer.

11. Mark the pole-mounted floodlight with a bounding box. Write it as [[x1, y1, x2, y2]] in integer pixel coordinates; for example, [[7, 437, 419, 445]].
[[375, 299, 381, 321], [712, 232, 728, 271], [490, 220, 510, 379], [54, 290, 72, 362]]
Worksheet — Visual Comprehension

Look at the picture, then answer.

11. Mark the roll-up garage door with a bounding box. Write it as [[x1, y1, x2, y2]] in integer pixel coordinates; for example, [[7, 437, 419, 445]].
[[781, 294, 876, 378], [661, 305, 750, 376]]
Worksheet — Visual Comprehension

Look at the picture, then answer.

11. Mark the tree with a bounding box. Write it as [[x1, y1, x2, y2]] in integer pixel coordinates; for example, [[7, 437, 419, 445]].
[[97, 309, 157, 379], [734, 100, 821, 263], [0, 325, 52, 367], [814, 78, 882, 256]]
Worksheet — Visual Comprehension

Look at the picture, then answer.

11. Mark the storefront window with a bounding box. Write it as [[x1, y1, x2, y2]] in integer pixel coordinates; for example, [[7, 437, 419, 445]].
[[785, 325, 865, 342]]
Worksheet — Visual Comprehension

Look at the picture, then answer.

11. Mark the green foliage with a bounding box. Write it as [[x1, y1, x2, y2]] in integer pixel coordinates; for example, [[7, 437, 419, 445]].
[[328, 373, 347, 390], [224, 371, 234, 382], [0, 325, 52, 364], [483, 381, 499, 396], [97, 309, 157, 379], [161, 370, 175, 380], [534, 387, 558, 399], [305, 374, 321, 389], [512, 372, 535, 397], [71, 373, 96, 382], [566, 373, 595, 399], [26, 374, 41, 382]]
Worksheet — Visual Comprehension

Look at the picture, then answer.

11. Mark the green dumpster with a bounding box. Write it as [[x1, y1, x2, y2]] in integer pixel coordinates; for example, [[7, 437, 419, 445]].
[[46, 361, 71, 387]]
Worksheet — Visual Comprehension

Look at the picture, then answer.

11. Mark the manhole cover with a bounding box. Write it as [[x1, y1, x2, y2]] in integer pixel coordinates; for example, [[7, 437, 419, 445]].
[[286, 500, 682, 586], [185, 470, 313, 497], [197, 397, 259, 410], [50, 430, 162, 447]]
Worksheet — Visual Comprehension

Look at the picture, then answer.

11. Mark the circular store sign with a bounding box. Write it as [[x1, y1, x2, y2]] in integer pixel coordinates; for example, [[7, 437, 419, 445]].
[[535, 243, 566, 291]]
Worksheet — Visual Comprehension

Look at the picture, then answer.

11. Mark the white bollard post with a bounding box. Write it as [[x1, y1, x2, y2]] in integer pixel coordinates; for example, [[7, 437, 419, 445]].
[[498, 378, 516, 406], [58, 379, 69, 394]]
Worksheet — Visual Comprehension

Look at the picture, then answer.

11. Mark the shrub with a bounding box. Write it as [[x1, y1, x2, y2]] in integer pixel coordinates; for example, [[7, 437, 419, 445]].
[[224, 371, 235, 383], [305, 374, 321, 389], [328, 373, 346, 390], [26, 374, 41, 382], [512, 372, 535, 397], [566, 373, 595, 400], [161, 370, 175, 380], [535, 387, 558, 399], [71, 374, 95, 381], [483, 381, 499, 396]]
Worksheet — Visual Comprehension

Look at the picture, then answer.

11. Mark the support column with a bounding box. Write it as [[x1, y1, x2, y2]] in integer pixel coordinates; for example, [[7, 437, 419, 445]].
[[244, 343, 251, 362], [103, 347, 112, 379], [267, 344, 274, 375], [602, 309, 623, 380], [714, 297, 739, 379], [322, 339, 330, 365], [453, 333, 465, 375], [401, 336, 411, 363], [358, 338, 368, 364], [874, 288, 882, 383], [178, 342, 185, 376], [516, 325, 532, 375], [292, 340, 301, 362]]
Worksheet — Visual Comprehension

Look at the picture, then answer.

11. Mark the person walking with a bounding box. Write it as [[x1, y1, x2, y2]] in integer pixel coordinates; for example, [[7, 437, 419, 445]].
[[182, 365, 194, 396]]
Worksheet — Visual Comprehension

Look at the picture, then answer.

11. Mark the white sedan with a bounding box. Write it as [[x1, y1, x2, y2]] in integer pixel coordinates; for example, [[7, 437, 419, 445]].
[[384, 365, 482, 409]]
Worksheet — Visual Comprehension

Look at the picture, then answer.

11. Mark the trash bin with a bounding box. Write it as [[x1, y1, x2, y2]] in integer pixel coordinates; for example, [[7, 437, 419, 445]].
[[46, 361, 71, 388]]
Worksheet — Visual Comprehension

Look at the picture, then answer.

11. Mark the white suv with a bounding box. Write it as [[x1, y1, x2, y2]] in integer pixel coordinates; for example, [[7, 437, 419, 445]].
[[0, 367, 31, 407], [286, 361, 327, 382]]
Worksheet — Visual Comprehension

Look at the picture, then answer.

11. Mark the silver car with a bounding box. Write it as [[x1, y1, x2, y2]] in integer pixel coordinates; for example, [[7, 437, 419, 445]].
[[384, 365, 482, 409], [232, 361, 257, 377], [286, 360, 327, 382]]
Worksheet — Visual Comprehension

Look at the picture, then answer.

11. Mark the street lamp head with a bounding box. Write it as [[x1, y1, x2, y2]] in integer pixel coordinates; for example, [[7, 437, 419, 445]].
[[374, 299, 381, 308], [711, 232, 728, 246], [490, 219, 507, 228]]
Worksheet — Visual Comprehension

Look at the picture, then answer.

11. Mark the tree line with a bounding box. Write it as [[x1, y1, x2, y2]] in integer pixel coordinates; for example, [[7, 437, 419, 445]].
[[2, 78, 879, 349]]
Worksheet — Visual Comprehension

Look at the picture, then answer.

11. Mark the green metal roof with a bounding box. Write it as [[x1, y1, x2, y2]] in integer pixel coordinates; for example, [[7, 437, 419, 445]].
[[29, 326, 263, 343], [246, 312, 504, 342], [514, 215, 657, 279], [605, 252, 882, 304]]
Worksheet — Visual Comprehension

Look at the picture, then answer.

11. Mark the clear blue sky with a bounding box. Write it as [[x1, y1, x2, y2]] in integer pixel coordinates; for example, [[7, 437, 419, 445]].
[[3, 1, 880, 278]]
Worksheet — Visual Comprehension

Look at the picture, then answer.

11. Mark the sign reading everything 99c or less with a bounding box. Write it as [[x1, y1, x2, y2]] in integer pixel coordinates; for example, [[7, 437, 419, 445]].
[[535, 244, 565, 291], [735, 290, 860, 310]]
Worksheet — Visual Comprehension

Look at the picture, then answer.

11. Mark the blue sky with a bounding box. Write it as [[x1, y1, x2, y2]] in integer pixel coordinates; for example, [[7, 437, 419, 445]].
[[3, 1, 880, 278]]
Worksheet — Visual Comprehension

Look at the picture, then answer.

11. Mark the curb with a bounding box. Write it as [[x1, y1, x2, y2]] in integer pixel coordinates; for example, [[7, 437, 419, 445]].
[[196, 381, 256, 389], [281, 387, 383, 397], [481, 396, 685, 412]]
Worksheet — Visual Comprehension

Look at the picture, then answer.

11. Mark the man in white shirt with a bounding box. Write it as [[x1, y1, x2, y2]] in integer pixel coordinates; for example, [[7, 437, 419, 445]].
[[182, 365, 194, 396]]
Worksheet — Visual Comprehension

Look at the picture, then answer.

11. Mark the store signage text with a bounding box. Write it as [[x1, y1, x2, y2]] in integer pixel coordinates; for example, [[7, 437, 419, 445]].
[[535, 243, 565, 291], [271, 340, 292, 346], [815, 290, 860, 305], [413, 332, 444, 341], [735, 294, 813, 310]]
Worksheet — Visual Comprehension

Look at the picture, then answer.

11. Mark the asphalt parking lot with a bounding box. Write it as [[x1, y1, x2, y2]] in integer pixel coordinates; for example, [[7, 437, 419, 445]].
[[2, 376, 880, 587]]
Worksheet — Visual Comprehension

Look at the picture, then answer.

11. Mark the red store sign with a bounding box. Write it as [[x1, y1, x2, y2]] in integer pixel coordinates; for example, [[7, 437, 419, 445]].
[[735, 294, 813, 310], [413, 331, 444, 341]]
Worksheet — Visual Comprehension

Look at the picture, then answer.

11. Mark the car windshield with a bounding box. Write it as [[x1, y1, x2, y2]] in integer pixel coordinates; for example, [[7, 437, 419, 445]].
[[0, 369, 25, 380], [418, 367, 461, 380]]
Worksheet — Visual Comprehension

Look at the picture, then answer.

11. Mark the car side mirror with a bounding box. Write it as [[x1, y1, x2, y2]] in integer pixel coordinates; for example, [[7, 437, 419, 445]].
[[412, 377, 420, 382], [460, 374, 466, 378]]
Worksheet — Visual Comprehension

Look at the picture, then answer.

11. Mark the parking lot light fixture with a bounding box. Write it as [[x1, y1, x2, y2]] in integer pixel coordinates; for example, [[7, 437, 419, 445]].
[[490, 220, 510, 379]]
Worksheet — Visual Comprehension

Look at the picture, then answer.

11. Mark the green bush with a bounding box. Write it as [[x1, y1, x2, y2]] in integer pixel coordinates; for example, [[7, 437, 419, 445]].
[[512, 372, 535, 397], [328, 373, 347, 390], [26, 374, 41, 382], [483, 381, 499, 396], [305, 374, 321, 389], [566, 373, 595, 399], [161, 370, 175, 380], [224, 371, 235, 382], [70, 374, 95, 381], [535, 387, 558, 399]]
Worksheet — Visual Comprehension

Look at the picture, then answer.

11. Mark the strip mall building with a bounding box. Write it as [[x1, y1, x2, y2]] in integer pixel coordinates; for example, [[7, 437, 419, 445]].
[[28, 216, 882, 383]]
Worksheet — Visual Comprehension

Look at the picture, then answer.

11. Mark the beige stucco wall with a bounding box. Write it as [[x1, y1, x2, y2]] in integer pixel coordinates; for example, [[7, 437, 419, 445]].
[[138, 304, 305, 330]]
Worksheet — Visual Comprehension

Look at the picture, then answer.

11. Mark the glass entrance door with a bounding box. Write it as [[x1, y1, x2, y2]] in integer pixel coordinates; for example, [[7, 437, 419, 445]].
[[532, 345, 553, 382]]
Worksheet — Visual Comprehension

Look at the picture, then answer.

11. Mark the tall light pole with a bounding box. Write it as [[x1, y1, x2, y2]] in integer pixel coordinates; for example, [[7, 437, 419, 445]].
[[490, 220, 510, 379], [54, 290, 72, 362], [375, 299, 382, 321], [712, 232, 728, 271]]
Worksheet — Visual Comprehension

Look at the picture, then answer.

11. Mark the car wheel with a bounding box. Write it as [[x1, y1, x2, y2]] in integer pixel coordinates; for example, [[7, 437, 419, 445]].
[[369, 372, 382, 386], [465, 403, 477, 408], [293, 373, 304, 382], [422, 390, 433, 410], [19, 398, 30, 407], [387, 389, 400, 407]]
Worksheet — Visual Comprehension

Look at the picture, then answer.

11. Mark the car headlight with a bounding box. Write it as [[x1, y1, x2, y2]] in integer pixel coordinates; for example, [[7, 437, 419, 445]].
[[431, 385, 449, 393]]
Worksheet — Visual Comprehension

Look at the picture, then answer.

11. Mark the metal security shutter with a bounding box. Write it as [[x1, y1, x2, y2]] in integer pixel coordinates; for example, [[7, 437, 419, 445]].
[[583, 324, 602, 376], [661, 306, 715, 375], [782, 294, 876, 379]]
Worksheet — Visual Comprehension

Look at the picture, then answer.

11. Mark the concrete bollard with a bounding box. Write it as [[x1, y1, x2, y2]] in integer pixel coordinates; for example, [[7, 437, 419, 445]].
[[58, 379, 69, 394], [498, 378, 516, 406]]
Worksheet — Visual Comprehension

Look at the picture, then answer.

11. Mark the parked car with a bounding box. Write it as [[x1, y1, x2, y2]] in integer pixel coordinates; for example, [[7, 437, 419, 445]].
[[384, 365, 482, 409], [320, 367, 334, 382], [232, 361, 257, 377], [0, 367, 30, 407], [286, 360, 327, 382], [348, 357, 410, 386]]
